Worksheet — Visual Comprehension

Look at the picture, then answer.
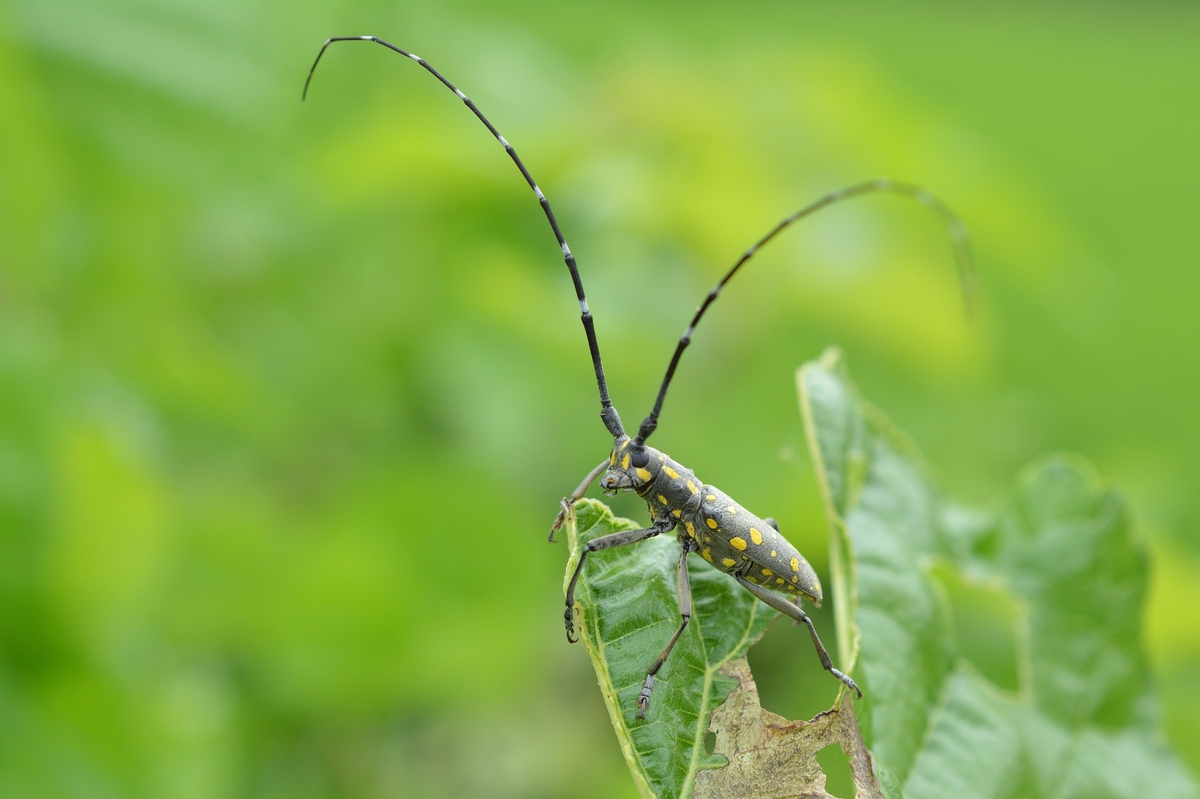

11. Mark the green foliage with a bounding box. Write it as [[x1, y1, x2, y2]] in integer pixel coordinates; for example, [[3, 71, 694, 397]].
[[2, 2, 1200, 795], [568, 350, 1197, 798], [800, 349, 1198, 799]]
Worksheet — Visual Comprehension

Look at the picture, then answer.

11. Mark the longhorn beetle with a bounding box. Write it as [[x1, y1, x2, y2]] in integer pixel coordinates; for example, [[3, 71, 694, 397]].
[[304, 36, 976, 718]]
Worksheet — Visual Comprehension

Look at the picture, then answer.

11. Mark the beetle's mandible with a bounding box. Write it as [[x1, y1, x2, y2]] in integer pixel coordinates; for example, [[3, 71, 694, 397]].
[[304, 36, 976, 718]]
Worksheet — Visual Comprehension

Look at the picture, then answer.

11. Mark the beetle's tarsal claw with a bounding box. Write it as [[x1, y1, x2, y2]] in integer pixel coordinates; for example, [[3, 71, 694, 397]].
[[549, 498, 574, 542], [831, 668, 862, 699], [565, 608, 578, 643], [635, 674, 654, 717]]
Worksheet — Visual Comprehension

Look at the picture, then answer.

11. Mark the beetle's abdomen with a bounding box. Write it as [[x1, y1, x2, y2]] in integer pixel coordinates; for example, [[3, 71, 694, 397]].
[[688, 486, 822, 604]]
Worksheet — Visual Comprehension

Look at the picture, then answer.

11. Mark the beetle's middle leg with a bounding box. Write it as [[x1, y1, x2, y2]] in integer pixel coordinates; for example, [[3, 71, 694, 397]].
[[564, 520, 674, 643], [735, 575, 862, 699], [549, 458, 610, 542], [636, 541, 695, 718]]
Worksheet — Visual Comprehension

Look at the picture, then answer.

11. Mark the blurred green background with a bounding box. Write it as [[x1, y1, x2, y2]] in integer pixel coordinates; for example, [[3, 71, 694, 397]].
[[1, 1, 1198, 796]]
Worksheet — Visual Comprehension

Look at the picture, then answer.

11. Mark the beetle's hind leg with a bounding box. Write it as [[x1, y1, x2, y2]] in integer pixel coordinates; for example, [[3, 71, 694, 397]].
[[549, 458, 610, 542], [735, 575, 862, 699], [636, 542, 695, 718]]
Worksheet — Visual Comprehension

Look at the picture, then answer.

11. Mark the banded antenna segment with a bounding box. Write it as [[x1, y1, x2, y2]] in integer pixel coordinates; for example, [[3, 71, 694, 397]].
[[304, 36, 626, 438], [633, 179, 978, 445]]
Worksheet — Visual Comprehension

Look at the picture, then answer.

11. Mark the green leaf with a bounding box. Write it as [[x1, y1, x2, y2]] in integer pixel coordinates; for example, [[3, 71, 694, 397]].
[[798, 347, 1199, 799], [564, 499, 777, 799]]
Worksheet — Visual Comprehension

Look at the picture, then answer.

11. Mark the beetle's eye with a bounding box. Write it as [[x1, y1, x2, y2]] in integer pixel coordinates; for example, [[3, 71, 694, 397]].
[[630, 449, 650, 468]]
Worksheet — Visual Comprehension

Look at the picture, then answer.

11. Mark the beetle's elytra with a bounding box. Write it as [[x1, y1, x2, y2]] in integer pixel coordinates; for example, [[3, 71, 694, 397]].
[[599, 436, 821, 600], [305, 36, 975, 718]]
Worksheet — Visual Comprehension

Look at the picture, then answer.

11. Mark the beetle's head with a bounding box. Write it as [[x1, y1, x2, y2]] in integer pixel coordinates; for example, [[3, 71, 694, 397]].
[[600, 435, 657, 493]]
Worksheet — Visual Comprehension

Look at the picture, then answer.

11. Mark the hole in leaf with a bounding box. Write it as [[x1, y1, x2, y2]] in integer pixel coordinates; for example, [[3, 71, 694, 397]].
[[816, 742, 854, 799], [928, 561, 1021, 692], [704, 730, 716, 755], [748, 607, 842, 722]]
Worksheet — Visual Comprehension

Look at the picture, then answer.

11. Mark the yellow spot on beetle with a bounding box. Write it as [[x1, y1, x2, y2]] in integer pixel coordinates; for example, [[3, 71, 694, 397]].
[[685, 521, 695, 536], [658, 494, 668, 505], [620, 439, 630, 450], [726, 506, 737, 515], [730, 537, 747, 551], [635, 467, 651, 481], [664, 466, 680, 479], [621, 453, 630, 469], [706, 518, 719, 529], [672, 509, 682, 518], [701, 548, 713, 563], [747, 575, 758, 584], [687, 480, 698, 495], [770, 550, 777, 558], [775, 577, 785, 584], [706, 494, 716, 501], [750, 528, 763, 545], [791, 557, 800, 572], [721, 558, 736, 568], [610, 451, 616, 465], [762, 568, 773, 577]]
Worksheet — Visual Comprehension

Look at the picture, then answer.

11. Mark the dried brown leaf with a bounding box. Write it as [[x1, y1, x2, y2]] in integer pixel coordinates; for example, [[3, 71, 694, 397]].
[[694, 658, 883, 799]]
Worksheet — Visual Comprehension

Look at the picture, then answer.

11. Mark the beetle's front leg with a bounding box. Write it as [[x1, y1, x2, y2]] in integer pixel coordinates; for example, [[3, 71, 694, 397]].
[[564, 519, 674, 642], [549, 458, 609, 542]]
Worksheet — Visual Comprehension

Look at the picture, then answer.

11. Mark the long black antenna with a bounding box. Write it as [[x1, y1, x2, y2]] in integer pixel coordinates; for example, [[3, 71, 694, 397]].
[[304, 36, 625, 438], [633, 179, 977, 445]]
